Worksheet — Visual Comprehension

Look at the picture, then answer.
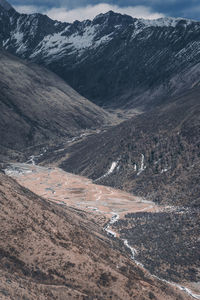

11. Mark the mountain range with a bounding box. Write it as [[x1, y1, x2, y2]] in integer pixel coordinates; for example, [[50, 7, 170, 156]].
[[0, 0, 200, 298], [1, 1, 200, 109]]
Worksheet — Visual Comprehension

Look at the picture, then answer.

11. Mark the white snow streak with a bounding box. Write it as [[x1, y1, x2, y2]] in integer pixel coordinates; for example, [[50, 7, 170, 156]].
[[13, 31, 23, 45], [131, 17, 194, 39], [30, 24, 113, 60], [94, 161, 119, 182], [137, 154, 146, 176], [26, 155, 36, 165], [108, 162, 118, 175], [161, 168, 168, 173]]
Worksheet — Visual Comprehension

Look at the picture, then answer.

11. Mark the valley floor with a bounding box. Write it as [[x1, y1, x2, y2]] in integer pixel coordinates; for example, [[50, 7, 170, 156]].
[[5, 163, 200, 299], [5, 163, 159, 223]]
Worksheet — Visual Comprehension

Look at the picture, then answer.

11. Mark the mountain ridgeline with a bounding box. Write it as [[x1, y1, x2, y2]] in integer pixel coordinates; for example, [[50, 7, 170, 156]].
[[1, 2, 200, 109]]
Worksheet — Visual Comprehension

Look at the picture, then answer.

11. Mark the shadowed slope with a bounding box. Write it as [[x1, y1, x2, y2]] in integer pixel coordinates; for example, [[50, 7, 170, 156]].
[[0, 50, 111, 156]]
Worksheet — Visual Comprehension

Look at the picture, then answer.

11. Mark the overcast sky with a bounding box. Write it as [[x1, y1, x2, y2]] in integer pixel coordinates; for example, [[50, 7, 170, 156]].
[[9, 0, 200, 23]]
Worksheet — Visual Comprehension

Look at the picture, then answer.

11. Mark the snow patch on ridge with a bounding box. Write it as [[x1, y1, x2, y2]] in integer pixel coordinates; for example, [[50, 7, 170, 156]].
[[140, 17, 194, 28], [107, 161, 118, 175], [131, 17, 194, 39], [94, 160, 119, 182], [13, 31, 23, 45], [161, 168, 168, 174], [30, 24, 113, 60], [137, 154, 146, 176]]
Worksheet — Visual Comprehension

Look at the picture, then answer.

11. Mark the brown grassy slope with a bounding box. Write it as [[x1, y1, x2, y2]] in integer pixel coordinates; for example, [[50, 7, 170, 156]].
[[0, 172, 189, 300]]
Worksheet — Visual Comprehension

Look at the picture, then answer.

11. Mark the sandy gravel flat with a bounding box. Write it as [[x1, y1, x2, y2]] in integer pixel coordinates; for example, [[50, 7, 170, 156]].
[[5, 163, 161, 222]]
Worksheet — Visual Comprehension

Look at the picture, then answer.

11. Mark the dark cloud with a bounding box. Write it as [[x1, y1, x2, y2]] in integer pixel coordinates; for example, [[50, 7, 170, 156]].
[[9, 0, 200, 20]]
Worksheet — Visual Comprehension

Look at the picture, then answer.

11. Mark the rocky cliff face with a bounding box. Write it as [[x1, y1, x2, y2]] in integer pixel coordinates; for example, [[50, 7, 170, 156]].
[[1, 2, 200, 108]]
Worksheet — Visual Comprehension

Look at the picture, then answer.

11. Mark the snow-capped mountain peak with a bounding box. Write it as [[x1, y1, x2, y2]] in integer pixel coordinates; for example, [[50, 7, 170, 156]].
[[139, 16, 195, 28], [93, 12, 195, 29], [1, 3, 200, 109]]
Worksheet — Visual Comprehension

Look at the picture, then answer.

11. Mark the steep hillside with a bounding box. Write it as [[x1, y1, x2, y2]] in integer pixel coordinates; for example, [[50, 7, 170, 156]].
[[0, 172, 189, 300], [0, 50, 110, 158], [113, 209, 200, 286], [1, 1, 200, 108], [57, 86, 200, 207]]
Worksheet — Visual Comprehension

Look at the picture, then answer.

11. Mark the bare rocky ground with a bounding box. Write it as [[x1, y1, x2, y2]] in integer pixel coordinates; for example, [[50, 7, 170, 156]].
[[4, 163, 200, 299], [0, 171, 190, 300]]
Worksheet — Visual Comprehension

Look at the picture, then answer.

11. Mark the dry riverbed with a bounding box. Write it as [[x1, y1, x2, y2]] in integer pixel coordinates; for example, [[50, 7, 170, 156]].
[[5, 163, 160, 222]]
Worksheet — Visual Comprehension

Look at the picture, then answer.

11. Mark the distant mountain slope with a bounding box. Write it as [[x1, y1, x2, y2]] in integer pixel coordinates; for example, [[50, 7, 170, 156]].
[[0, 172, 188, 300], [0, 50, 110, 156], [59, 86, 200, 207], [1, 1, 200, 108]]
